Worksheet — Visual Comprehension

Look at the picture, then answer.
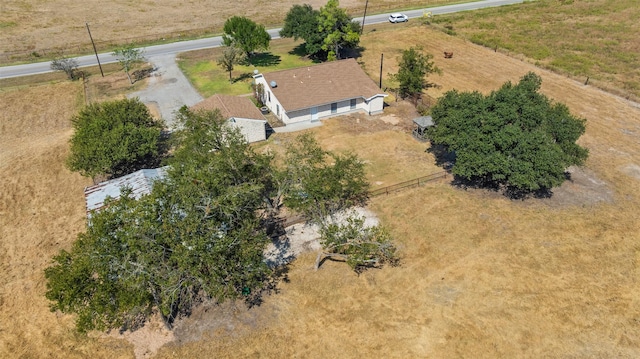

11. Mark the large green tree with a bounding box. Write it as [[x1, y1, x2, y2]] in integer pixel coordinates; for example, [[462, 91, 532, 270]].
[[280, 4, 324, 58], [67, 98, 164, 180], [427, 72, 589, 195], [317, 0, 361, 61], [280, 1, 360, 61], [46, 108, 274, 332], [392, 47, 440, 102], [222, 16, 270, 58]]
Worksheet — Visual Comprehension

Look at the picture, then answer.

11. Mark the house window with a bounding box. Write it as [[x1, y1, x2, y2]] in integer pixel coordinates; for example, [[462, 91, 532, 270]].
[[276, 104, 280, 116], [268, 91, 271, 102], [350, 99, 356, 110], [331, 102, 337, 114]]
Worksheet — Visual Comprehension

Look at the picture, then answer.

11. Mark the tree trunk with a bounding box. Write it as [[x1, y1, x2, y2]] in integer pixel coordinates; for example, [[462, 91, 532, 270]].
[[229, 70, 233, 83], [315, 251, 323, 270], [126, 70, 133, 84]]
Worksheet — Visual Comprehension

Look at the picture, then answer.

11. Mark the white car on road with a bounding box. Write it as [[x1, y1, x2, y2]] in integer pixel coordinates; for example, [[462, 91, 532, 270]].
[[389, 13, 409, 23]]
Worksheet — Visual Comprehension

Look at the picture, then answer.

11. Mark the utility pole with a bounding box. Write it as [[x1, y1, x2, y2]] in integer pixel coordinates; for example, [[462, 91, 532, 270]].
[[379, 53, 383, 88], [86, 22, 104, 77], [361, 0, 369, 35]]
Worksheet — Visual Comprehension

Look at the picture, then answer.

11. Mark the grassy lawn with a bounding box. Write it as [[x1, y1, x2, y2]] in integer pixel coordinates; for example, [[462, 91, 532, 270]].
[[178, 38, 315, 97], [430, 0, 640, 100]]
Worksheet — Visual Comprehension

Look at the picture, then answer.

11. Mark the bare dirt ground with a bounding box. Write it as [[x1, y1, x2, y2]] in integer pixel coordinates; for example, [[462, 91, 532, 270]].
[[2, 22, 640, 359]]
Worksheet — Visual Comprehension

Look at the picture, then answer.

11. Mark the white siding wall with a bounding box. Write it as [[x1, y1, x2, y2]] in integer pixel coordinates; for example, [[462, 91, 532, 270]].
[[365, 96, 385, 115], [254, 75, 287, 123], [229, 118, 266, 143], [253, 74, 387, 126]]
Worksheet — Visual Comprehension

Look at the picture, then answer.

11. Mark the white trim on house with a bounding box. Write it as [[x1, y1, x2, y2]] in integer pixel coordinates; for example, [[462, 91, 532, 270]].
[[253, 60, 387, 126]]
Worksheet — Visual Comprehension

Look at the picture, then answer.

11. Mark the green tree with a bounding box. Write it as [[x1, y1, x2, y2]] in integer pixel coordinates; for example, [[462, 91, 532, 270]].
[[427, 72, 589, 195], [282, 134, 398, 272], [392, 47, 440, 102], [44, 191, 155, 333], [222, 16, 271, 58], [67, 98, 164, 180], [316, 213, 398, 272], [112, 45, 145, 84], [280, 4, 324, 58], [46, 108, 275, 333], [283, 133, 370, 221], [218, 46, 245, 83], [317, 0, 361, 61]]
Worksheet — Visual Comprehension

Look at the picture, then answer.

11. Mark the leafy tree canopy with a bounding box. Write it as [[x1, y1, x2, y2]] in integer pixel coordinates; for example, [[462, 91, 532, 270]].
[[222, 16, 271, 58], [47, 108, 274, 333], [427, 72, 589, 195], [280, 0, 360, 61], [280, 4, 325, 58], [47, 113, 396, 334], [318, 0, 361, 61], [283, 133, 369, 221], [67, 98, 165, 180], [392, 47, 440, 102]]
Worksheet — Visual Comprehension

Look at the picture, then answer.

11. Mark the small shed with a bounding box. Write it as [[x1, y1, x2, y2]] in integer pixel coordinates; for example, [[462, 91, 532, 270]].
[[191, 94, 268, 143], [84, 166, 168, 216], [412, 116, 434, 141]]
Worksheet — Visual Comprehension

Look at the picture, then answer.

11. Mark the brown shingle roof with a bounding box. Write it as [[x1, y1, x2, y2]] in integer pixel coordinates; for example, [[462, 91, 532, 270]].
[[191, 94, 265, 120], [262, 58, 385, 112]]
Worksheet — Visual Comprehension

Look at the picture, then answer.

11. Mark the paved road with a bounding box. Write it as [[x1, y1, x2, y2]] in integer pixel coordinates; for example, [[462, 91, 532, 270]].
[[0, 0, 525, 79]]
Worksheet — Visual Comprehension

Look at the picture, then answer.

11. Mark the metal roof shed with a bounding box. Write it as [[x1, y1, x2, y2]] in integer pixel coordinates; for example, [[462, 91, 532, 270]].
[[412, 116, 434, 141], [84, 166, 168, 215]]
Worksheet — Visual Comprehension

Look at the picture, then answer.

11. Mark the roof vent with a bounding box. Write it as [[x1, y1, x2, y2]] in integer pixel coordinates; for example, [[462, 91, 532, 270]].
[[270, 80, 277, 88], [253, 69, 259, 75]]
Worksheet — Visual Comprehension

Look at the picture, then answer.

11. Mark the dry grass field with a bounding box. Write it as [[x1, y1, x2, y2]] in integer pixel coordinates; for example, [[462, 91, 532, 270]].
[[3, 10, 640, 359], [0, 0, 453, 62]]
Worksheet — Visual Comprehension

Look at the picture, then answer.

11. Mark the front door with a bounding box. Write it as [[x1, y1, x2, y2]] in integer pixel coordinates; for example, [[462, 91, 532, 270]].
[[310, 107, 318, 121]]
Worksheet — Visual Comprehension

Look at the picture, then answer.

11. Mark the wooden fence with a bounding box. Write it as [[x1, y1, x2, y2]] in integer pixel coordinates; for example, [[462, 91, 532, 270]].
[[279, 171, 450, 228], [369, 171, 450, 197]]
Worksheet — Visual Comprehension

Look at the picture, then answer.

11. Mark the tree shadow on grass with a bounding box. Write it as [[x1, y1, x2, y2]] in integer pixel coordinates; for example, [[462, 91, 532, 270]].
[[450, 172, 562, 200], [246, 52, 281, 67], [289, 43, 308, 57], [426, 143, 455, 170], [428, 142, 561, 200], [232, 72, 254, 83], [244, 264, 289, 308]]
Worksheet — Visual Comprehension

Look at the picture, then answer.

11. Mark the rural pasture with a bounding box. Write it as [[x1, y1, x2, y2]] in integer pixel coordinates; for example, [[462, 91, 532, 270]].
[[2, 1, 640, 358]]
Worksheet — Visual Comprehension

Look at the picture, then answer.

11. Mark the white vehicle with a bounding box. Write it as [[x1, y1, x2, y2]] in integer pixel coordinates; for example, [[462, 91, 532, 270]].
[[389, 13, 409, 23]]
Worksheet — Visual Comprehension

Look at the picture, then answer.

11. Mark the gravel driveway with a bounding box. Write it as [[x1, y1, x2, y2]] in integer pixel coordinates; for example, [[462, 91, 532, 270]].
[[128, 54, 203, 130]]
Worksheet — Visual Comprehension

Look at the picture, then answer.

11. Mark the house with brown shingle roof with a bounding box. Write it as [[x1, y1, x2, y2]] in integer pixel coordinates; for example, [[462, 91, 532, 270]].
[[253, 58, 387, 125], [191, 94, 268, 143]]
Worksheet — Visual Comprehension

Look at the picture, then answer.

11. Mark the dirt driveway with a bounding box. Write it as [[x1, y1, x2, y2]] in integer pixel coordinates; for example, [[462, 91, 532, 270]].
[[128, 54, 203, 129]]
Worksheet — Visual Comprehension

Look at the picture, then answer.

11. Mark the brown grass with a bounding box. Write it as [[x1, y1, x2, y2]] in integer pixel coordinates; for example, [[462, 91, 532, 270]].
[[2, 17, 640, 359], [0, 82, 134, 358], [1, 0, 458, 63]]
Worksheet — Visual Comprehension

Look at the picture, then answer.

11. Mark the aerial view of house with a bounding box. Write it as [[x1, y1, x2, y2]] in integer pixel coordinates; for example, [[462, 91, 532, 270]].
[[253, 58, 387, 125], [2, 0, 640, 358]]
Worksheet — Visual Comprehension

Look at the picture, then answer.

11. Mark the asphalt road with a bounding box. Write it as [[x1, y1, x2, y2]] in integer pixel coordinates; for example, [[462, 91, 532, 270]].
[[0, 0, 525, 79]]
